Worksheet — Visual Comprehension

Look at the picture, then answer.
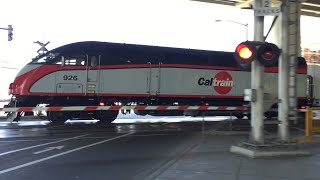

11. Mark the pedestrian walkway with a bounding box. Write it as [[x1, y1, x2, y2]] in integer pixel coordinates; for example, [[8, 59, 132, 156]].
[[153, 132, 320, 180]]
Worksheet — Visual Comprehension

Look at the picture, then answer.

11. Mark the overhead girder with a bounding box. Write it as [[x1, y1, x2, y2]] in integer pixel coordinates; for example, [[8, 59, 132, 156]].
[[192, 0, 320, 18]]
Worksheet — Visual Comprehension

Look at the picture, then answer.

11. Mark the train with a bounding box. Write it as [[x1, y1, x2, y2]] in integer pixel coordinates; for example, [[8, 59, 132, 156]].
[[5, 41, 312, 124]]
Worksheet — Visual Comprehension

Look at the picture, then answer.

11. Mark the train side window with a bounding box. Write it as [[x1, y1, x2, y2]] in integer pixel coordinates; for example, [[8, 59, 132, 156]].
[[31, 53, 60, 64], [90, 56, 98, 66], [64, 58, 77, 65], [62, 55, 86, 66]]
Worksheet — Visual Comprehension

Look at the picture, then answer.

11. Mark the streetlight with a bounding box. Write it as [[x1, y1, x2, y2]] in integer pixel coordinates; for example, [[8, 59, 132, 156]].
[[215, 20, 248, 41]]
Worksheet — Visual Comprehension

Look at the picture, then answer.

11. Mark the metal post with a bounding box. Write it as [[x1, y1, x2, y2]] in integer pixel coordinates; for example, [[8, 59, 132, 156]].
[[305, 107, 311, 137], [250, 0, 265, 144], [246, 24, 249, 41], [201, 112, 205, 142]]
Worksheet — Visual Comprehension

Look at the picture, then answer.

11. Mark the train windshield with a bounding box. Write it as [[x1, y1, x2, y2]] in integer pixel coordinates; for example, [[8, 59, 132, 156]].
[[30, 52, 60, 64]]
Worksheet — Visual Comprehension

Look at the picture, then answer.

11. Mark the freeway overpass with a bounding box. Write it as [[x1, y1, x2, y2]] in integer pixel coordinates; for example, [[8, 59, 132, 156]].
[[193, 0, 320, 18]]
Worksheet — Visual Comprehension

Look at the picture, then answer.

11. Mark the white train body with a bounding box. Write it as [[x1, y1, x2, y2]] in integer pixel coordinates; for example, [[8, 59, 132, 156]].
[[27, 67, 307, 100]]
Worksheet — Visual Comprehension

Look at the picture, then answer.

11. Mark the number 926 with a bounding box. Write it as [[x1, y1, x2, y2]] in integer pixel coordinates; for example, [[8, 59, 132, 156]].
[[63, 75, 78, 81]]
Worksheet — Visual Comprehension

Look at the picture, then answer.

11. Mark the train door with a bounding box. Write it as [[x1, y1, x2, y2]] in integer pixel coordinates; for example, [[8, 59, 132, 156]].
[[147, 62, 162, 96], [86, 55, 101, 94]]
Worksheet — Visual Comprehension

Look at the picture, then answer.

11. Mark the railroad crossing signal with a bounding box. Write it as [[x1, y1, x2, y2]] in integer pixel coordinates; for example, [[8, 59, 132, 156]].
[[234, 41, 281, 70], [8, 25, 13, 41], [234, 41, 256, 70]]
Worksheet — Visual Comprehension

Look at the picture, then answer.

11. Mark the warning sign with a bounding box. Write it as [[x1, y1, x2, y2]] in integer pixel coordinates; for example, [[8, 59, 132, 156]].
[[254, 7, 281, 16]]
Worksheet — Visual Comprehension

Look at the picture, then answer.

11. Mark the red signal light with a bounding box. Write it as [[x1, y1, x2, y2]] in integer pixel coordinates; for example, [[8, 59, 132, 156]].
[[263, 51, 273, 60], [236, 43, 254, 60], [234, 41, 257, 71], [260, 46, 274, 60], [236, 44, 253, 60], [239, 47, 253, 60], [257, 43, 280, 66], [99, 102, 105, 106], [235, 41, 280, 70]]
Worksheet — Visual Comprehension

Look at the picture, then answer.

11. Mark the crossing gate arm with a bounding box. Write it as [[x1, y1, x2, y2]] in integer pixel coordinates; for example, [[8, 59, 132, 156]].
[[0, 105, 246, 112]]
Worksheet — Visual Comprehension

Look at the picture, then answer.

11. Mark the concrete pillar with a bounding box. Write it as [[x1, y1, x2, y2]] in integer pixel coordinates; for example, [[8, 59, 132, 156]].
[[278, 0, 301, 141], [250, 0, 265, 144]]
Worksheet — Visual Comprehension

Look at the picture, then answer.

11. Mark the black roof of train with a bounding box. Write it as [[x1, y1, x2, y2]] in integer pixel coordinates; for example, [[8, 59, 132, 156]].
[[52, 41, 233, 55], [49, 41, 238, 67], [31, 41, 307, 68]]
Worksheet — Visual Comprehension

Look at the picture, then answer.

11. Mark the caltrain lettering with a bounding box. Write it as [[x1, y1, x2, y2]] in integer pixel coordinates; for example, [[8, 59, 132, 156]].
[[214, 78, 233, 87], [198, 78, 212, 86], [198, 78, 233, 87]]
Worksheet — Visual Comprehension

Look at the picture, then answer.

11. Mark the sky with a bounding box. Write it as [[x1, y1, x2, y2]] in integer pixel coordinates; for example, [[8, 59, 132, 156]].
[[0, 0, 319, 99], [0, 0, 254, 64]]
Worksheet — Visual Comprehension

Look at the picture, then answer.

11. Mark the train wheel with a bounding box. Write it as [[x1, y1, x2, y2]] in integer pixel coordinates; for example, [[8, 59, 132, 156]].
[[236, 115, 244, 119], [48, 111, 68, 125], [98, 110, 118, 123], [264, 112, 275, 119], [133, 110, 148, 116]]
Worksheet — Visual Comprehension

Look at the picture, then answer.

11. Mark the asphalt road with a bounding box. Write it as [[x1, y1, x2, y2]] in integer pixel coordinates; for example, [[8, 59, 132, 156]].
[[0, 114, 304, 180], [0, 117, 212, 180]]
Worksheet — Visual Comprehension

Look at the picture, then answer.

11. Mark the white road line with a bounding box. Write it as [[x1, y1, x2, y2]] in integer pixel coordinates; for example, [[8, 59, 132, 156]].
[[0, 134, 89, 156], [0, 138, 67, 143], [130, 134, 169, 137], [33, 146, 65, 155], [0, 132, 134, 175]]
